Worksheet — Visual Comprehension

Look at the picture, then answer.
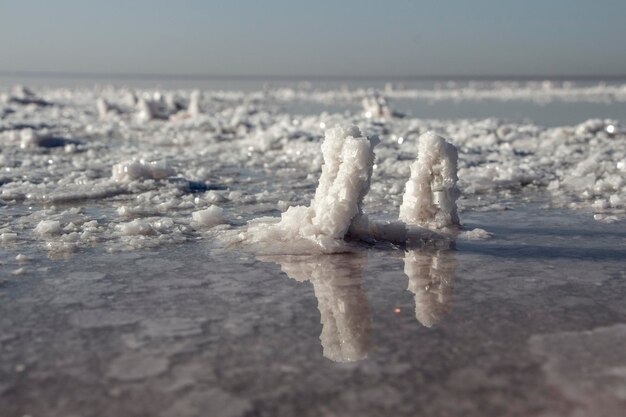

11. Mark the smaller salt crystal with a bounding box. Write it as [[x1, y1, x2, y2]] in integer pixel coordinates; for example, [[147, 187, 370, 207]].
[[1, 232, 17, 242], [34, 220, 61, 236], [192, 206, 225, 228]]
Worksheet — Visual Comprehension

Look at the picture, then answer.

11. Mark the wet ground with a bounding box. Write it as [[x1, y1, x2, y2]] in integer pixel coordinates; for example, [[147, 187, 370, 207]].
[[2, 205, 625, 417]]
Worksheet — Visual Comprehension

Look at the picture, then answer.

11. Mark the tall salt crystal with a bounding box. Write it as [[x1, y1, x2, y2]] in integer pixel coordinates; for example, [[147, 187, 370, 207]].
[[188, 90, 201, 118], [310, 125, 378, 239], [245, 125, 378, 253], [399, 132, 460, 229]]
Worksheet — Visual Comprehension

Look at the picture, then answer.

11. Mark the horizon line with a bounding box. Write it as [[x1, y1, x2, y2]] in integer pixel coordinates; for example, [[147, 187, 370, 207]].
[[2, 70, 626, 82]]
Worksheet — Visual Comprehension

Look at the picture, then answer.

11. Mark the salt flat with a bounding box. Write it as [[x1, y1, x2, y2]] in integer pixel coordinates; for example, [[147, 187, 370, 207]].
[[1, 79, 625, 416]]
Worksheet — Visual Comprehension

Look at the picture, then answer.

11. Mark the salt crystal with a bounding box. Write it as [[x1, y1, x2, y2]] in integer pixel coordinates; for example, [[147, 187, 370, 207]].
[[192, 206, 225, 228], [399, 132, 460, 230], [34, 220, 61, 236]]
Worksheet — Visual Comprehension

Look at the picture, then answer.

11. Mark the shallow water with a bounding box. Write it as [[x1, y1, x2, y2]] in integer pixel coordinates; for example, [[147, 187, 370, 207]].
[[1, 78, 626, 416], [1, 205, 625, 417]]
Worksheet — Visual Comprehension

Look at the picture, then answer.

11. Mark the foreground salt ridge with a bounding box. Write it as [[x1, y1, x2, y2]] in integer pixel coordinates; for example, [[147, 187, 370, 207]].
[[1, 84, 625, 256]]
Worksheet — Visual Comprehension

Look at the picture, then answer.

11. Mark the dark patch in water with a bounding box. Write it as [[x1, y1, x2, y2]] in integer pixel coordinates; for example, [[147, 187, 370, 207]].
[[34, 136, 81, 148]]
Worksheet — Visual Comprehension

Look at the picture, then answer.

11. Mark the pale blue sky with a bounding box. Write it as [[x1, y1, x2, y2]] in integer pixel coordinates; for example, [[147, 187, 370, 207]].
[[1, 0, 625, 77]]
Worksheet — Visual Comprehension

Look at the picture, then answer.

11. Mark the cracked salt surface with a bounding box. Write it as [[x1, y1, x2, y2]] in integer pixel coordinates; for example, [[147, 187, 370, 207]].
[[1, 81, 626, 416]]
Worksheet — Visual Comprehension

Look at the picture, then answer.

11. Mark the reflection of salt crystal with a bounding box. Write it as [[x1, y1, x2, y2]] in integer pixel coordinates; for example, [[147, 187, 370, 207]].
[[399, 132, 460, 230], [404, 249, 455, 327], [270, 253, 370, 362]]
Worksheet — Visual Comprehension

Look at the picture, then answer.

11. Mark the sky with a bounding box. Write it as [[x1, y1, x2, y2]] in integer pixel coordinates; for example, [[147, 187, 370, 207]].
[[1, 0, 626, 78]]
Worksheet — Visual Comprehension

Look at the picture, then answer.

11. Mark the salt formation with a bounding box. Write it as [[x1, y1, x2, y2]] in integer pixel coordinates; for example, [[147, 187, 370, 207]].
[[111, 160, 176, 183], [399, 132, 460, 230], [7, 85, 51, 106], [362, 93, 392, 118], [136, 98, 165, 123], [117, 219, 155, 236], [34, 220, 61, 236], [187, 90, 202, 118], [243, 126, 379, 253], [168, 90, 202, 121], [192, 205, 225, 228], [133, 91, 202, 122], [404, 249, 455, 327], [1, 82, 624, 255], [96, 98, 112, 119], [268, 253, 370, 362], [96, 98, 125, 119]]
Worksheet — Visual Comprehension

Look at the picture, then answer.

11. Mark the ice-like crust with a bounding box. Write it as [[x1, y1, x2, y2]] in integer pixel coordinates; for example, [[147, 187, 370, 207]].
[[399, 132, 460, 230], [241, 126, 379, 254]]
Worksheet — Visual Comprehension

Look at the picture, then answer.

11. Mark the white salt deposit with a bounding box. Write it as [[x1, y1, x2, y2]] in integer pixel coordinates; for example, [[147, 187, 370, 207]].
[[239, 125, 379, 254], [0, 83, 624, 256], [117, 219, 155, 236], [12, 267, 27, 276], [192, 206, 225, 228], [399, 132, 460, 230], [187, 90, 202, 118], [111, 160, 176, 182], [136, 98, 158, 123], [34, 220, 61, 236], [1, 233, 18, 242], [362, 94, 391, 118], [458, 228, 493, 240]]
